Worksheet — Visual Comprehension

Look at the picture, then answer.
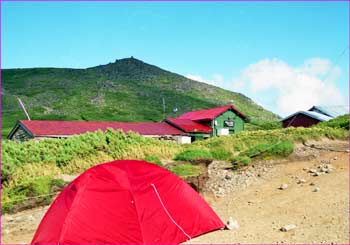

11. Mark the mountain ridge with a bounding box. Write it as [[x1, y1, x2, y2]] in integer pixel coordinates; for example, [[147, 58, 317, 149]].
[[2, 57, 280, 137]]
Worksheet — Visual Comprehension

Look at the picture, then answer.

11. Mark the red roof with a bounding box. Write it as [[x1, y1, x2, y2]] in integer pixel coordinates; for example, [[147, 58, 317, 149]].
[[18, 120, 185, 137], [177, 105, 247, 121], [166, 118, 212, 133]]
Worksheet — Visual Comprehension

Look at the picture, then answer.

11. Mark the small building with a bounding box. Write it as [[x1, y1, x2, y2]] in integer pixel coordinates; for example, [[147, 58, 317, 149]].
[[280, 105, 349, 128], [8, 120, 185, 142], [166, 105, 247, 140], [8, 104, 248, 142]]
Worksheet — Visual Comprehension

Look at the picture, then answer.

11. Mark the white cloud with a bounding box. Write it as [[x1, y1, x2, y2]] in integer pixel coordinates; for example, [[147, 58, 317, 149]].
[[186, 73, 227, 88], [185, 74, 209, 84], [235, 58, 345, 115]]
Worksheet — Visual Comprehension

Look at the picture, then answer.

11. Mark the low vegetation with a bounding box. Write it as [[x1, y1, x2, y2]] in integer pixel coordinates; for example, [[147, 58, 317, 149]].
[[316, 114, 349, 130], [143, 155, 163, 166], [231, 156, 252, 170], [245, 121, 282, 131], [2, 126, 348, 213], [173, 149, 213, 162], [169, 164, 203, 178]]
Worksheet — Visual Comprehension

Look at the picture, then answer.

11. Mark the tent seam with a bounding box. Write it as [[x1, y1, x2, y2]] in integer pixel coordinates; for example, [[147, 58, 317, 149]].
[[124, 164, 146, 245]]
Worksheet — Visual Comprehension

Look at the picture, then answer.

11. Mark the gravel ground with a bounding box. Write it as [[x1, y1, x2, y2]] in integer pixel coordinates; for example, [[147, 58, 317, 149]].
[[186, 142, 349, 244]]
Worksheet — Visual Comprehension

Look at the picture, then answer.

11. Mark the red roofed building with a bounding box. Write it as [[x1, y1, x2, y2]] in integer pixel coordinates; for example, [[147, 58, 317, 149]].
[[8, 120, 185, 142], [8, 104, 247, 142], [167, 105, 247, 140]]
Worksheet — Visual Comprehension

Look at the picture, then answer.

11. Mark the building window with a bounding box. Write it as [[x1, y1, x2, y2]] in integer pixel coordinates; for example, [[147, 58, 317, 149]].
[[224, 119, 235, 127]]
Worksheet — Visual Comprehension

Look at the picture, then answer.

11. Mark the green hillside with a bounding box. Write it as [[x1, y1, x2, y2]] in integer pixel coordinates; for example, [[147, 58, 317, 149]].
[[2, 57, 280, 137]]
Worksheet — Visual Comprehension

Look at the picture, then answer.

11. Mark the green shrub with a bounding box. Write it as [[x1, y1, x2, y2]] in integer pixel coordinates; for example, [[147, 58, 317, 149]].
[[210, 148, 232, 160], [2, 177, 66, 213], [144, 155, 163, 166], [317, 115, 349, 130], [267, 141, 294, 157], [173, 149, 213, 161], [240, 143, 271, 157], [246, 121, 282, 131], [240, 141, 294, 159], [231, 156, 252, 170], [169, 164, 203, 177]]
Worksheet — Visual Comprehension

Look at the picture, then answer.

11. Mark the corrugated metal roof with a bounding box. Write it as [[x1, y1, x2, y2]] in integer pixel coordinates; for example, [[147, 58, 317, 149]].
[[165, 118, 212, 133], [309, 105, 349, 118], [18, 120, 185, 137], [280, 111, 333, 122], [177, 105, 247, 121]]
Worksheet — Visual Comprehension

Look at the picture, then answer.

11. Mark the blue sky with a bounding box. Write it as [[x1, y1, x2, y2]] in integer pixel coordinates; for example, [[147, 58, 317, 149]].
[[2, 1, 349, 116]]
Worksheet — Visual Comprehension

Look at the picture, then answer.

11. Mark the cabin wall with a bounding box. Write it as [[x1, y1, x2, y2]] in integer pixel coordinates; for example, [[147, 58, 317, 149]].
[[10, 126, 33, 142], [212, 110, 245, 136], [282, 114, 321, 128]]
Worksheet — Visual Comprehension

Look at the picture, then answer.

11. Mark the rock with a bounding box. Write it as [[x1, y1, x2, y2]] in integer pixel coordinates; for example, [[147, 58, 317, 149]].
[[218, 187, 224, 195], [280, 224, 297, 232], [333, 156, 338, 160], [308, 169, 317, 174], [225, 175, 232, 180], [226, 217, 239, 230], [320, 167, 328, 173], [27, 215, 35, 221], [310, 182, 315, 186], [312, 172, 321, 177], [297, 179, 306, 184], [279, 184, 288, 190], [60, 174, 77, 182], [313, 187, 320, 192]]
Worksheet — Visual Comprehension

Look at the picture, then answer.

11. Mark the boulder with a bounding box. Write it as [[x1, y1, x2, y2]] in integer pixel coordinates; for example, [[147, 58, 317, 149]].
[[280, 224, 297, 232], [297, 179, 306, 184], [279, 184, 288, 190], [226, 217, 239, 230]]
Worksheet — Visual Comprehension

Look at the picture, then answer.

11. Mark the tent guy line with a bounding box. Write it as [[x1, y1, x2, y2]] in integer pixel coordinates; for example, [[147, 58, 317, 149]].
[[151, 183, 192, 241]]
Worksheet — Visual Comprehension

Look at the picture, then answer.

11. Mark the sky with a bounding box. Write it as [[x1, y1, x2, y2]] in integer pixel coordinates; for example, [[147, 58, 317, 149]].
[[2, 1, 349, 117]]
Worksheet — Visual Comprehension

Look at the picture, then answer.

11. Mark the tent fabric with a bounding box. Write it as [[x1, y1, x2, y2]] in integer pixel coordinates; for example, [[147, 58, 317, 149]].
[[31, 160, 225, 244]]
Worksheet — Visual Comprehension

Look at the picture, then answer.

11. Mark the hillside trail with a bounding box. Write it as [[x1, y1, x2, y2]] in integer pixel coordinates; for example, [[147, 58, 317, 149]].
[[2, 140, 349, 244]]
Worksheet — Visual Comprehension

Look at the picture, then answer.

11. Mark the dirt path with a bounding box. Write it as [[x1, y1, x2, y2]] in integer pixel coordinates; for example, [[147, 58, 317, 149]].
[[187, 150, 349, 244], [2, 141, 349, 244]]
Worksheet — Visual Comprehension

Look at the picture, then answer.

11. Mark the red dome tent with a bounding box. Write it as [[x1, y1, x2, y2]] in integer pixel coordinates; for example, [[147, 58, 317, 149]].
[[32, 160, 224, 244]]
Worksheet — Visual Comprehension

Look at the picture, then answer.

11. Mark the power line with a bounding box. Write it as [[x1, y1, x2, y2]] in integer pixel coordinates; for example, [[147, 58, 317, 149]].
[[320, 45, 349, 83]]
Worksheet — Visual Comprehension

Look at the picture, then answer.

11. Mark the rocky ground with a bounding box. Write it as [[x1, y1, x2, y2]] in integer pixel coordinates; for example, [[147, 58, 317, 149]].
[[1, 139, 349, 244], [187, 140, 349, 244]]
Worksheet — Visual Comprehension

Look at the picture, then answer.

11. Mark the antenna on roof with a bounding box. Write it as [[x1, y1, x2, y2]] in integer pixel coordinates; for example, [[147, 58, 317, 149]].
[[173, 102, 178, 116], [17, 97, 31, 120], [162, 97, 166, 119]]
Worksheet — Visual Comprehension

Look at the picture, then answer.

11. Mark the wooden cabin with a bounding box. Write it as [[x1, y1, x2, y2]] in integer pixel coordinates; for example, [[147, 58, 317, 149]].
[[280, 105, 348, 128], [8, 105, 248, 143]]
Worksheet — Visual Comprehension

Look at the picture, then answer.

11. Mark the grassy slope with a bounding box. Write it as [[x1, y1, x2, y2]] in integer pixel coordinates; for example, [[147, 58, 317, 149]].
[[2, 58, 280, 137], [2, 126, 348, 213]]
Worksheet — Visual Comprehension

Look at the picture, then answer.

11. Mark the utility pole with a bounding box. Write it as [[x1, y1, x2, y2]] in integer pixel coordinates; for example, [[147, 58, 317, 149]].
[[17, 97, 31, 120], [162, 97, 166, 119]]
